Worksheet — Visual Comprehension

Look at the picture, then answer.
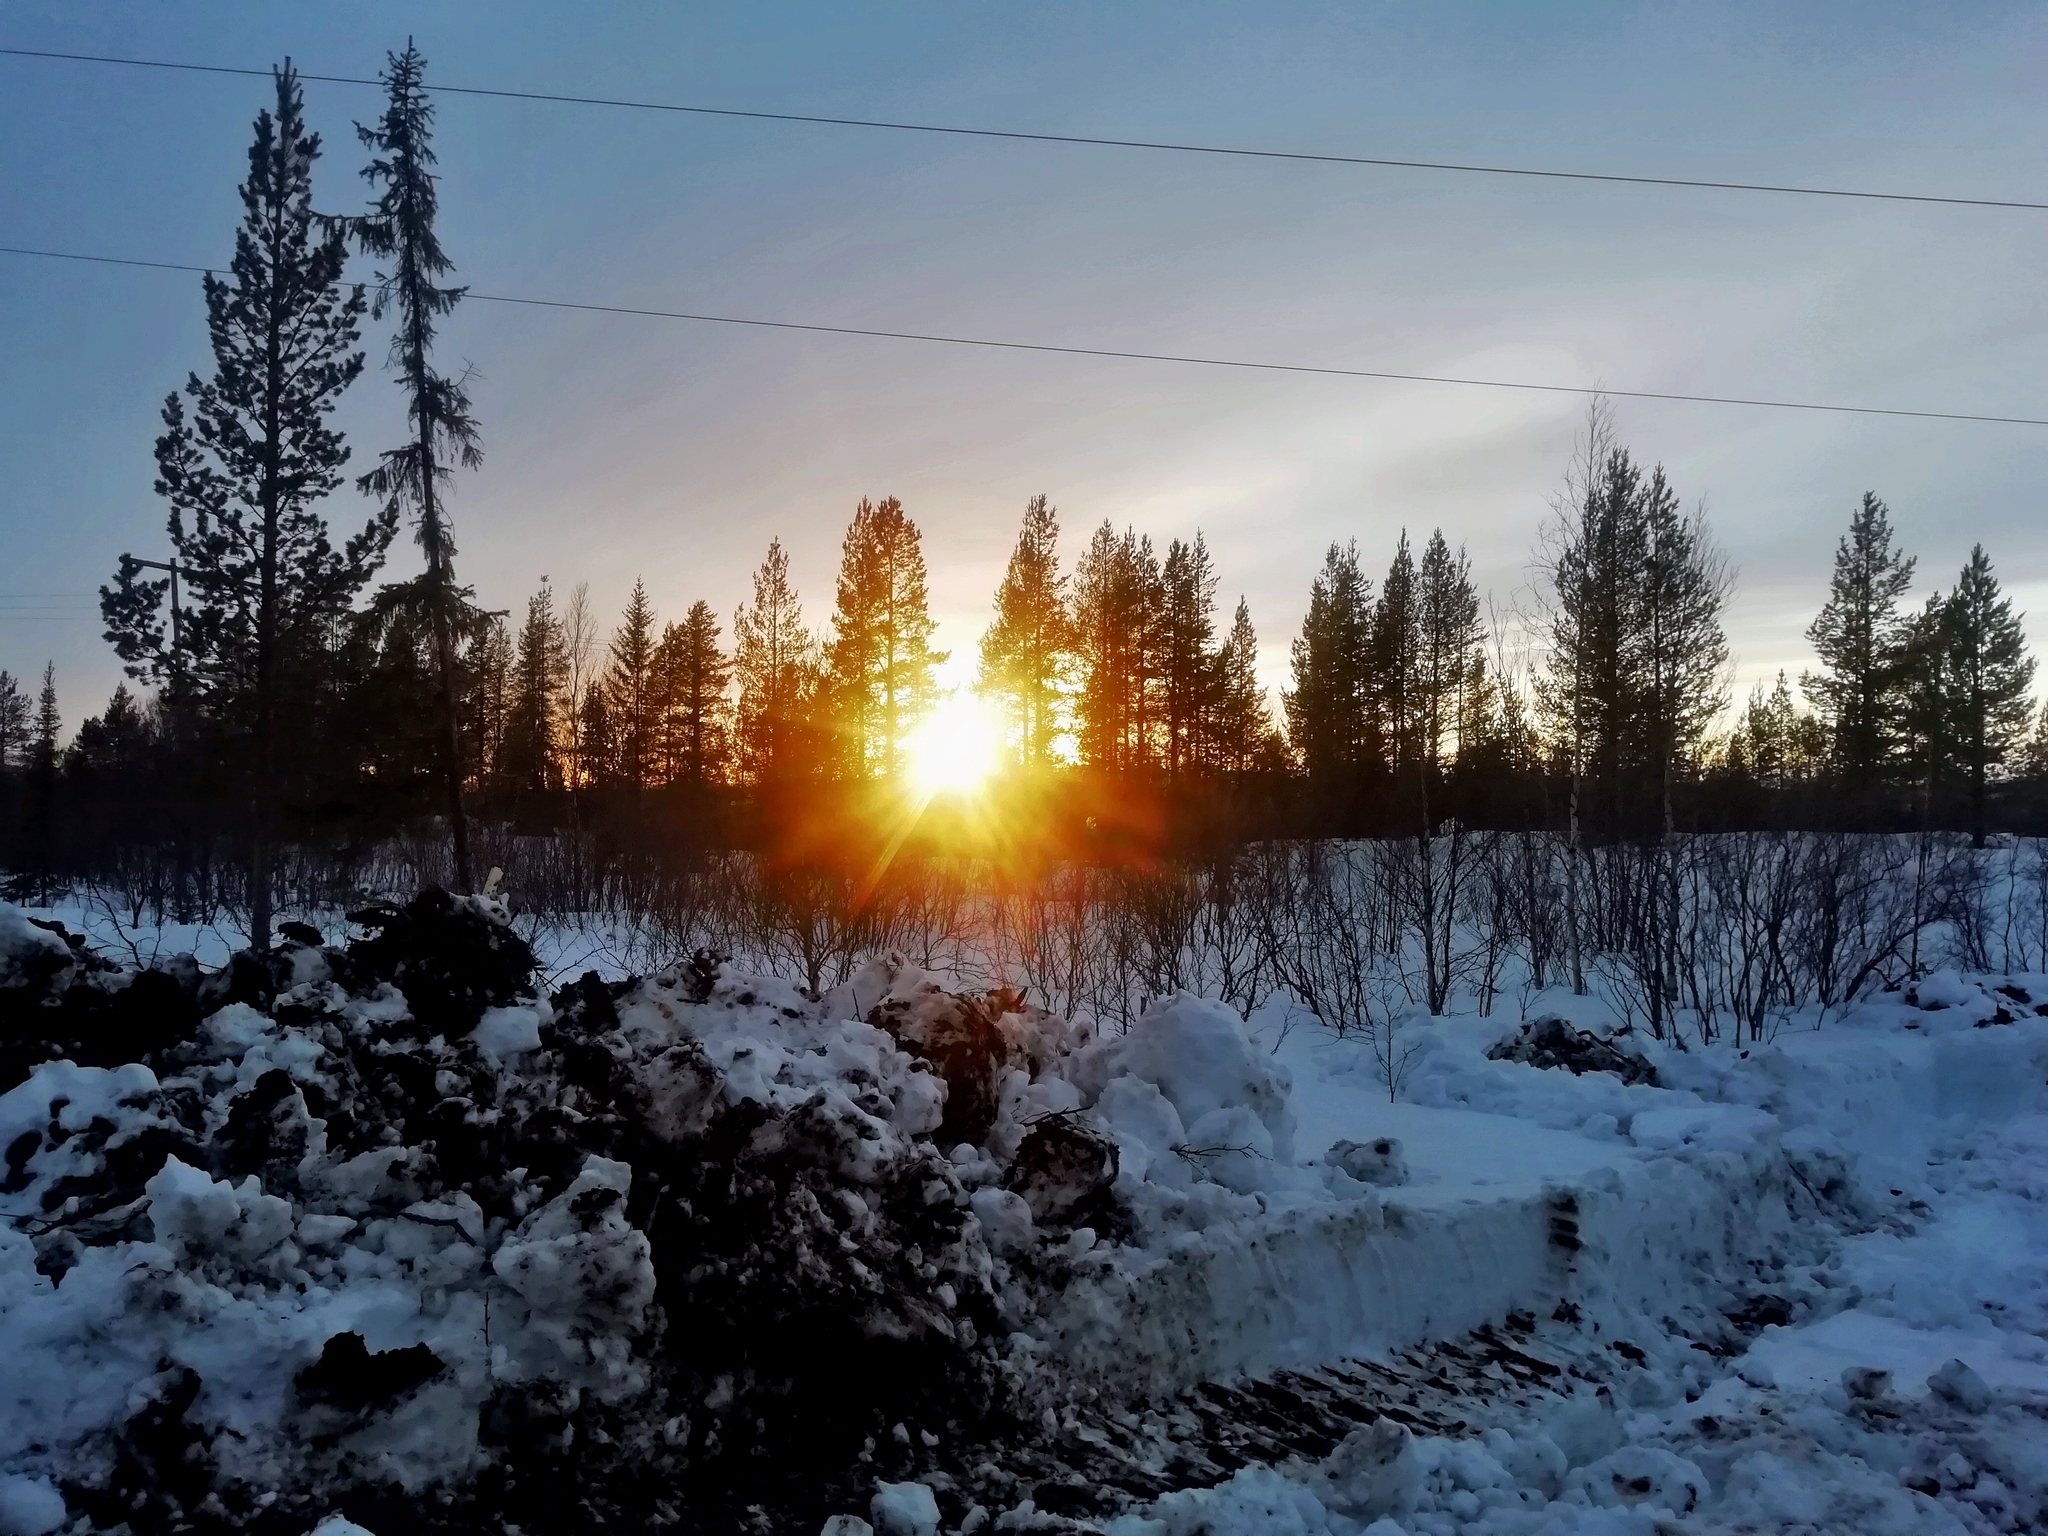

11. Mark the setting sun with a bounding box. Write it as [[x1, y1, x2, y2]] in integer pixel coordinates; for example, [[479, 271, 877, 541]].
[[904, 692, 1003, 796]]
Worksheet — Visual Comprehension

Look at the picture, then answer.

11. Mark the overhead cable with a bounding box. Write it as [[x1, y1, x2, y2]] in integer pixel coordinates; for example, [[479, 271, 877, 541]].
[[4, 243, 2043, 428], [2, 45, 2043, 213]]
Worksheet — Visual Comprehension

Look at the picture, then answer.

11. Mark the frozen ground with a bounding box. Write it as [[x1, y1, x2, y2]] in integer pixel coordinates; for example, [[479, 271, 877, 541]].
[[0, 895, 2044, 1534]]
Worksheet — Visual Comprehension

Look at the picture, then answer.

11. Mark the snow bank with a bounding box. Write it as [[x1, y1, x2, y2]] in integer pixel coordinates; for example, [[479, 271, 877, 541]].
[[4, 894, 2046, 1533]]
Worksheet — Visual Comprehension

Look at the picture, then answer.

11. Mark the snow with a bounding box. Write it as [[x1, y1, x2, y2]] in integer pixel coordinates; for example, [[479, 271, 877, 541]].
[[3, 896, 2047, 1532], [0, 1474, 66, 1536]]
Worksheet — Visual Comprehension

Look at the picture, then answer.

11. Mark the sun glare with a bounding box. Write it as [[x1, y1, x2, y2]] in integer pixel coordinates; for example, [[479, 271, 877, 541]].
[[905, 693, 1002, 797]]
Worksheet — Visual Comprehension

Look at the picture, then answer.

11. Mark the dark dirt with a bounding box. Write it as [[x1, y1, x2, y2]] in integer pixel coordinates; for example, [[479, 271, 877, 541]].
[[1488, 1017, 1660, 1087]]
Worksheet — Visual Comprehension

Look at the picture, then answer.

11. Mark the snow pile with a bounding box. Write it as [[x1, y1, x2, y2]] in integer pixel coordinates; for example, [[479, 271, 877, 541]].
[[4, 891, 2047, 1533], [0, 900, 1047, 1532]]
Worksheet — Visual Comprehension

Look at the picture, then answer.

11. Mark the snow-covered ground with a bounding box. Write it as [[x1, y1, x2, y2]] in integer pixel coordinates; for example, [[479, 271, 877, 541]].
[[1, 894, 2045, 1535], [1083, 988, 2048, 1535]]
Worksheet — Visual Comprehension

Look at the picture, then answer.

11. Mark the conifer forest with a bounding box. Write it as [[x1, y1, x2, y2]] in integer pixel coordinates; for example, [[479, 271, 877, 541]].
[[2, 57, 2037, 1018]]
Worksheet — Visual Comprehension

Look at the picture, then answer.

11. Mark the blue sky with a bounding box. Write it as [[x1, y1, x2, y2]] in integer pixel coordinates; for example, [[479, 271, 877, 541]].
[[3, 1, 2045, 725]]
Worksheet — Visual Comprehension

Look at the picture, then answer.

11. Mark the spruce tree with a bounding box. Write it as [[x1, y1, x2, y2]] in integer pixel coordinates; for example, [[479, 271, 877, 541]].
[[1730, 671, 1822, 789], [1901, 591, 1956, 826], [826, 498, 944, 777], [100, 64, 380, 949], [354, 41, 483, 886], [1415, 529, 1482, 774], [1072, 524, 1163, 773], [1537, 444, 1726, 838], [1941, 545, 2035, 846], [504, 581, 567, 798], [979, 495, 1070, 769], [464, 615, 512, 793], [1537, 449, 1633, 831], [1159, 533, 1219, 776], [1802, 493, 1915, 796], [0, 672, 27, 769], [605, 580, 659, 791], [18, 665, 61, 905], [734, 540, 816, 783], [2020, 701, 2048, 787], [1211, 597, 1272, 774], [1282, 541, 1372, 779], [1375, 533, 1419, 770], [1637, 469, 1729, 833], [659, 601, 732, 786], [577, 681, 615, 789]]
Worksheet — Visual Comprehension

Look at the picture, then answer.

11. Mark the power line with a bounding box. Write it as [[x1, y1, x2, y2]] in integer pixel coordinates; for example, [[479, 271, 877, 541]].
[[3, 44, 2043, 214], [4, 242, 2045, 429]]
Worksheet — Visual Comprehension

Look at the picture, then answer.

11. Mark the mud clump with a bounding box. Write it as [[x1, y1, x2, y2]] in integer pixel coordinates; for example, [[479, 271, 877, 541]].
[[345, 887, 539, 1035], [297, 1333, 448, 1410], [1488, 1017, 1659, 1087], [0, 908, 201, 1091], [869, 985, 1006, 1146], [1007, 1113, 1119, 1225], [1327, 1136, 1410, 1187]]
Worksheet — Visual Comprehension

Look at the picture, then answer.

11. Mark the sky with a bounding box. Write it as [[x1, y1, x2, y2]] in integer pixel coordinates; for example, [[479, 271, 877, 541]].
[[2, 1, 2045, 729]]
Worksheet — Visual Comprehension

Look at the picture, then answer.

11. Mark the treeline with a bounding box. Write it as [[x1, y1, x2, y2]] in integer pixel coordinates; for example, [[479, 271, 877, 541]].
[[473, 497, 1281, 800], [5, 53, 2047, 934]]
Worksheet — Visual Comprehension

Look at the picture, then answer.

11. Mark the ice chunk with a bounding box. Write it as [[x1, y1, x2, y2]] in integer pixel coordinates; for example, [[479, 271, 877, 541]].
[[1628, 1102, 1776, 1152], [819, 1519, 874, 1536], [1841, 1365, 1892, 1400], [969, 1186, 1035, 1254], [0, 905, 75, 995], [1911, 970, 1976, 1010], [868, 1479, 940, 1536], [144, 1156, 292, 1262], [470, 1004, 542, 1059], [1928, 1357, 1993, 1412], [1314, 1418, 1420, 1520]]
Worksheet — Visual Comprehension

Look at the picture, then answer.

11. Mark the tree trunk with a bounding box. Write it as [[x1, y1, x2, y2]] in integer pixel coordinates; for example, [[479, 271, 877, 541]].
[[421, 425, 472, 891]]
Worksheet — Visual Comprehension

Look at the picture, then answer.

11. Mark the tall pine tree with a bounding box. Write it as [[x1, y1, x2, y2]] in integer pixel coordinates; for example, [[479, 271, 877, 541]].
[[1159, 533, 1219, 777], [1939, 545, 2035, 847], [354, 41, 484, 886], [0, 672, 28, 769], [657, 601, 732, 786], [1283, 541, 1373, 779], [503, 581, 566, 799], [979, 495, 1070, 769], [1375, 532, 1419, 771], [16, 665, 61, 905], [101, 64, 381, 949], [1210, 597, 1273, 774], [1071, 524, 1162, 773], [1802, 493, 1915, 796], [605, 580, 659, 791], [1415, 529, 1482, 774], [826, 498, 943, 777], [734, 540, 816, 784], [1537, 440, 1726, 838]]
